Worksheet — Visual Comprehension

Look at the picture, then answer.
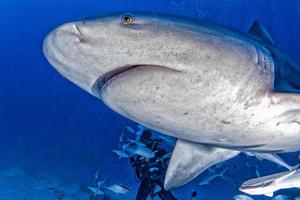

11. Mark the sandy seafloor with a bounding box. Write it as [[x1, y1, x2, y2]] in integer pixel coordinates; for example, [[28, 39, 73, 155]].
[[1, 0, 300, 199], [0, 167, 89, 200]]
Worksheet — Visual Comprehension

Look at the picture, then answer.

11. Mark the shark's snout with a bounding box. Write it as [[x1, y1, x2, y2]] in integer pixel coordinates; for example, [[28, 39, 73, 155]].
[[43, 22, 106, 99], [43, 22, 82, 56], [43, 13, 189, 101], [43, 22, 83, 72]]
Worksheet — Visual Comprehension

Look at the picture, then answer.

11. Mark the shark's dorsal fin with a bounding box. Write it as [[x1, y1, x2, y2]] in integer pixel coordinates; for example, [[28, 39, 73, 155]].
[[248, 20, 274, 46], [163, 139, 240, 190]]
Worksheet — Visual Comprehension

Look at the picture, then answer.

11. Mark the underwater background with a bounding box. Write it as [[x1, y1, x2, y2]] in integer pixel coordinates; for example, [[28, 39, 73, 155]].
[[1, 0, 300, 199]]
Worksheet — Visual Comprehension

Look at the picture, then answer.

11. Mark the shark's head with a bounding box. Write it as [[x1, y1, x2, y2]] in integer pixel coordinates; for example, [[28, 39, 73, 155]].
[[43, 12, 190, 98], [43, 12, 202, 131]]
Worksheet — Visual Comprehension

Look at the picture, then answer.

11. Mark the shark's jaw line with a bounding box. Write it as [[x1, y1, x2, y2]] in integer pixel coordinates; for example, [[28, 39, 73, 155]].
[[95, 64, 181, 93]]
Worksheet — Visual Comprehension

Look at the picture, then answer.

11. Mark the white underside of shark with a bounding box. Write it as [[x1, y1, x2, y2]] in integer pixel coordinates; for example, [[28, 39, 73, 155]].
[[43, 12, 300, 190]]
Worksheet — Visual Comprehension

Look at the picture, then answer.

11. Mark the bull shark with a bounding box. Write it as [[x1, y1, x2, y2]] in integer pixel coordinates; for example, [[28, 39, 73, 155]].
[[43, 12, 300, 190], [239, 169, 300, 197]]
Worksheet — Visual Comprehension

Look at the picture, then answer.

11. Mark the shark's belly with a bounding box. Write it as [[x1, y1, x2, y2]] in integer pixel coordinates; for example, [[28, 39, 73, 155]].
[[100, 64, 290, 152], [100, 32, 300, 152]]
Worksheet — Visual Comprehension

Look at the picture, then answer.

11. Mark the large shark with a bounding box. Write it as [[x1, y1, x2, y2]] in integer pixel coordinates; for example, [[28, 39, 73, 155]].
[[43, 12, 300, 190]]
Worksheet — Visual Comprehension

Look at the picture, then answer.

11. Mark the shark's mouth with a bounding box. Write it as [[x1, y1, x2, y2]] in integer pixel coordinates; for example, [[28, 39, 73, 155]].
[[94, 64, 181, 94], [96, 65, 143, 90]]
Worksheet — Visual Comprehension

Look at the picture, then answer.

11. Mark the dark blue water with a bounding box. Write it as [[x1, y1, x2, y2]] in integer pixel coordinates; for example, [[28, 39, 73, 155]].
[[1, 0, 300, 199]]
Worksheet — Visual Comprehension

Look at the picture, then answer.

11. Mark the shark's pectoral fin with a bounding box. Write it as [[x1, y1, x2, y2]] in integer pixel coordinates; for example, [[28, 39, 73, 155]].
[[248, 20, 274, 45], [164, 139, 240, 190]]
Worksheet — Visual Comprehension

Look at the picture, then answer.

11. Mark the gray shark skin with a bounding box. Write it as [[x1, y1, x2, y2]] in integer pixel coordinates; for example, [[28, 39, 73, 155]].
[[43, 12, 300, 189]]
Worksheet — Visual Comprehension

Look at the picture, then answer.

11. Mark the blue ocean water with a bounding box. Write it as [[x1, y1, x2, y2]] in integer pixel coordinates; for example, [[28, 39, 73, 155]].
[[1, 0, 300, 199]]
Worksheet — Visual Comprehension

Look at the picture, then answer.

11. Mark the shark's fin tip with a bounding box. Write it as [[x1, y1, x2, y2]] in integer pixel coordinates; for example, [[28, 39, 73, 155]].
[[248, 20, 274, 45], [164, 140, 239, 190]]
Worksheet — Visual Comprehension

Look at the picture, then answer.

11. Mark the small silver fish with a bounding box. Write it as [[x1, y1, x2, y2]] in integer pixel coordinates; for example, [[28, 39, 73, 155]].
[[122, 142, 155, 159], [94, 170, 100, 179], [125, 126, 135, 134], [88, 186, 104, 196], [272, 194, 290, 200], [199, 168, 228, 186], [113, 150, 130, 159]]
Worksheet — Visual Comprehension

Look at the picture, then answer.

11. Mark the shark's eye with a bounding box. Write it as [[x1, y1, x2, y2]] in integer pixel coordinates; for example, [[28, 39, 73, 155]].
[[122, 15, 133, 25]]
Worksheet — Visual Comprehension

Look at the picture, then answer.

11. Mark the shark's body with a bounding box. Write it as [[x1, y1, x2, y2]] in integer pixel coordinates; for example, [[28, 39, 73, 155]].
[[240, 169, 300, 197], [43, 12, 300, 189]]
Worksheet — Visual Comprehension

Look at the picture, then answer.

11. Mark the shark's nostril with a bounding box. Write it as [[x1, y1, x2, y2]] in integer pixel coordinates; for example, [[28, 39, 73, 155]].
[[74, 24, 81, 34], [74, 24, 84, 42]]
